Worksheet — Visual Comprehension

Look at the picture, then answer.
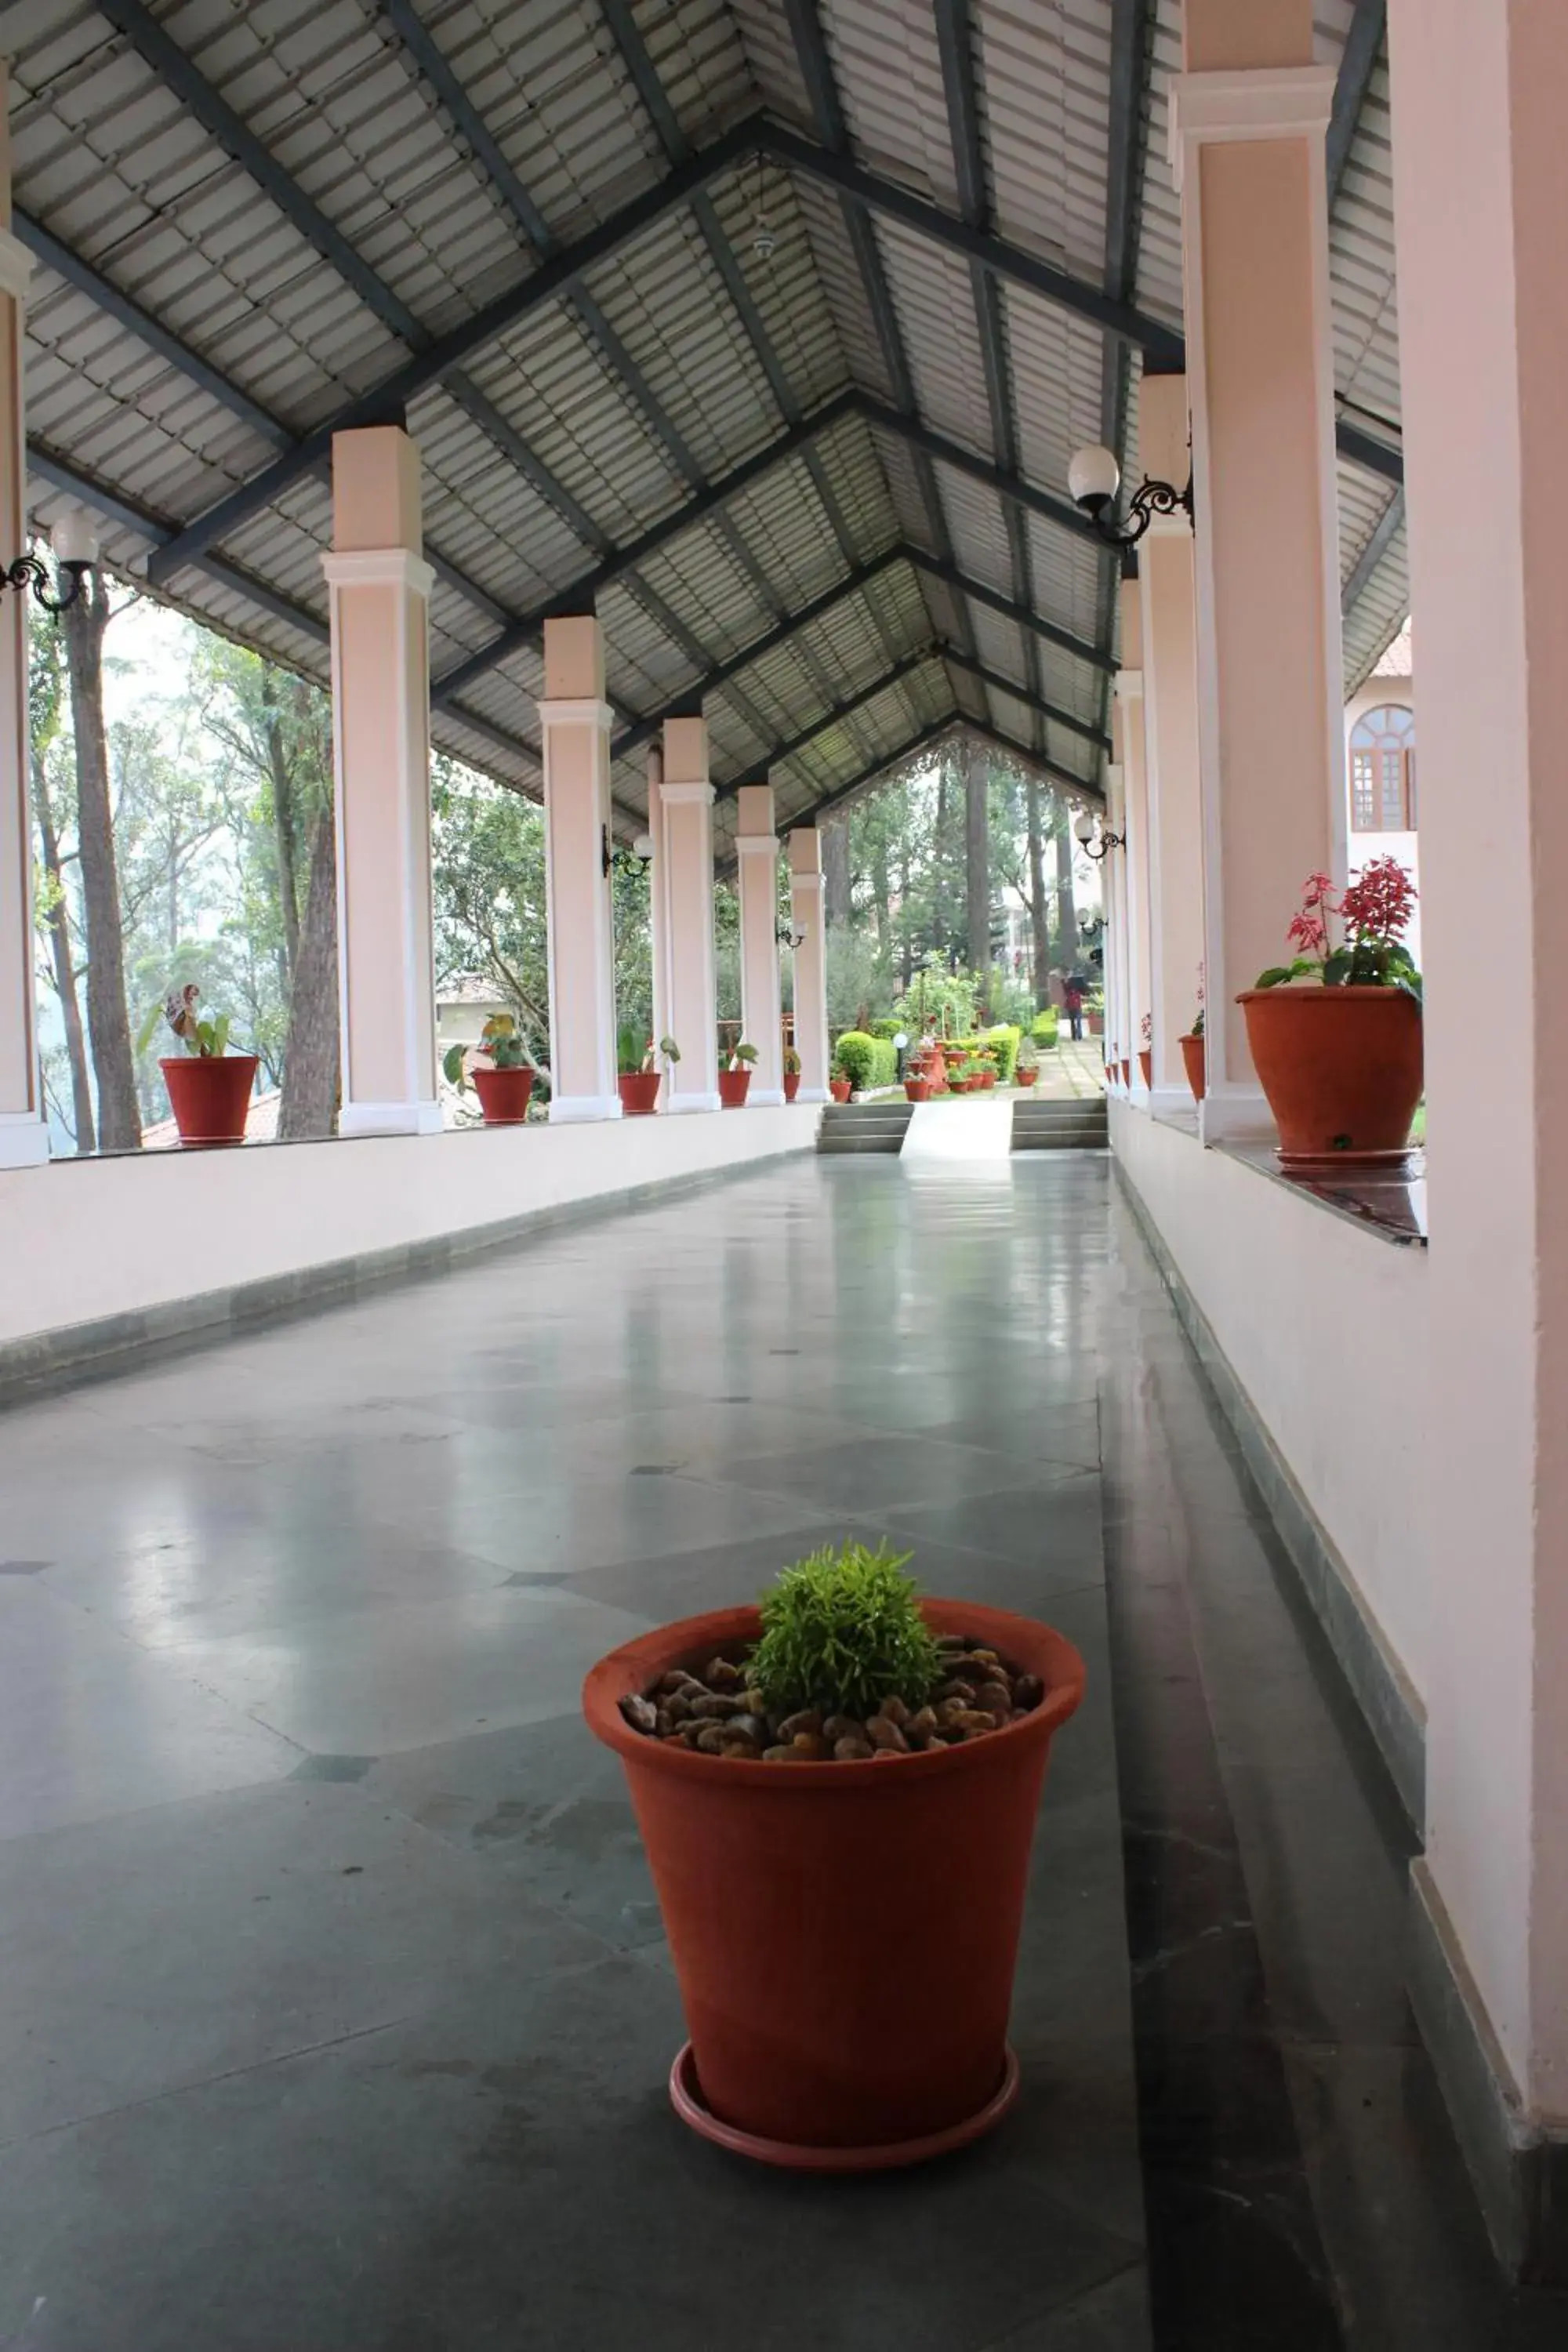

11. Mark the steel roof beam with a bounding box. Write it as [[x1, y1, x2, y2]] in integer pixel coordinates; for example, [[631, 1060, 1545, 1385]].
[[855, 396, 1098, 542], [760, 122, 1403, 487], [379, 0, 783, 750], [1327, 1, 1388, 210], [933, 0, 1045, 751], [611, 549, 906, 760], [430, 390, 859, 703], [936, 648, 1111, 752], [1340, 488, 1404, 619], [597, 1, 896, 735], [781, 0, 982, 675], [142, 114, 762, 586], [717, 649, 936, 796], [904, 550, 1115, 675], [807, 715, 1102, 825]]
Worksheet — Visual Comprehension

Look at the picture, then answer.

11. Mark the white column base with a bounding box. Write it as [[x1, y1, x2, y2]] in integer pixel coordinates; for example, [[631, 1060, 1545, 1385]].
[[795, 1086, 830, 1105], [748, 1087, 786, 1108], [548, 1094, 622, 1123], [0, 1113, 49, 1168], [339, 1100, 444, 1138], [1149, 1084, 1199, 1122], [1200, 1086, 1276, 1146], [666, 1093, 722, 1114]]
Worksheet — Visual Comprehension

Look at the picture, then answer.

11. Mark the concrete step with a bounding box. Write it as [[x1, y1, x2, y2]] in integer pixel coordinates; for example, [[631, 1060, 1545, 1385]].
[[1011, 1098, 1109, 1152], [817, 1102, 916, 1155]]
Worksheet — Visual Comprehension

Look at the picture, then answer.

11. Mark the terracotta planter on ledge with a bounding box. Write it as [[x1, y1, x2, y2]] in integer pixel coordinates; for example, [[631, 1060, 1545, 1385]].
[[718, 1069, 753, 1109], [471, 1064, 534, 1125], [1239, 985, 1422, 1167], [1119, 1059, 1131, 1089], [1180, 1033, 1206, 1102], [583, 1599, 1085, 2171], [1016, 1067, 1038, 1087], [617, 1070, 660, 1116], [1138, 1050, 1152, 1091], [162, 1054, 257, 1148], [783, 1073, 800, 1103]]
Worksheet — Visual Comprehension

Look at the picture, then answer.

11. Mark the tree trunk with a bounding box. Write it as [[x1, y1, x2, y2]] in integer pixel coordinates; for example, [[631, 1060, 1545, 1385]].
[[264, 673, 302, 985], [822, 814, 851, 929], [1054, 815, 1077, 975], [32, 763, 95, 1152], [1025, 779, 1050, 1004], [63, 571, 140, 1151], [277, 800, 340, 1141], [966, 741, 989, 1014]]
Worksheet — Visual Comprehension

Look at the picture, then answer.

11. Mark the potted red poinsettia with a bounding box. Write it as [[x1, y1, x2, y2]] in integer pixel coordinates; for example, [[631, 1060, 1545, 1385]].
[[1240, 858, 1422, 1165], [138, 983, 257, 1147], [584, 1539, 1083, 2171]]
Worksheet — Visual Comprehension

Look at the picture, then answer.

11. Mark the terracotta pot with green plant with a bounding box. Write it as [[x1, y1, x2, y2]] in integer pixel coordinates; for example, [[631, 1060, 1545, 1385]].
[[782, 1044, 801, 1104], [829, 1065, 851, 1104], [1015, 1040, 1039, 1087], [138, 984, 257, 1148], [443, 1013, 534, 1124], [1180, 973, 1206, 1102], [719, 1039, 757, 1109], [1240, 858, 1422, 1167], [618, 1029, 677, 1116], [584, 1539, 1084, 2171]]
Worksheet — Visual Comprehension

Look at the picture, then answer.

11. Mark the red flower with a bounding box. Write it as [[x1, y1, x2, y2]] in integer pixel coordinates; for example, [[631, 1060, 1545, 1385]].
[[1339, 855, 1417, 945], [1287, 908, 1328, 956]]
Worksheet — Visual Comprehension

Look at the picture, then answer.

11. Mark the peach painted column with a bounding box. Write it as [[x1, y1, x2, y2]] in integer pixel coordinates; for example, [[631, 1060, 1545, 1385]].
[[658, 716, 719, 1112], [1117, 579, 1152, 1097], [323, 425, 440, 1138], [0, 95, 42, 1170], [1139, 372, 1207, 1116], [1390, 0, 1568, 2231], [1174, 0, 1343, 1142], [1102, 760, 1127, 1082], [646, 742, 672, 1107], [788, 827, 829, 1103], [735, 782, 784, 1105], [539, 614, 619, 1122]]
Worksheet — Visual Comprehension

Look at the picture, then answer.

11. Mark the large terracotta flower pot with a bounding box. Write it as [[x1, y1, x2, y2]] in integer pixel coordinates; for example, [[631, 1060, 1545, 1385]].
[[161, 1054, 257, 1148], [980, 1070, 996, 1090], [471, 1064, 534, 1125], [1180, 1033, 1206, 1102], [1185, 1030, 1213, 1101], [618, 1070, 660, 1116], [1119, 1058, 1131, 1088], [1016, 1067, 1038, 1087], [1087, 1011, 1104, 1036], [584, 1599, 1085, 2169], [718, 1069, 753, 1109], [1138, 1050, 1152, 1091], [1239, 985, 1423, 1166], [904, 1079, 931, 1102], [783, 1073, 800, 1103], [829, 1078, 851, 1103]]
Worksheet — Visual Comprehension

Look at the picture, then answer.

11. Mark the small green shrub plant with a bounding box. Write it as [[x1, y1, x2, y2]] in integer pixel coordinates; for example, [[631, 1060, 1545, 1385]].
[[748, 1540, 942, 1721], [833, 1030, 898, 1091], [1030, 1007, 1060, 1048]]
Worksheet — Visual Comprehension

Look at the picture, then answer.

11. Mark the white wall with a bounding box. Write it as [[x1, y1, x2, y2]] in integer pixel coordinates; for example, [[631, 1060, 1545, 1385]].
[[0, 1106, 818, 1352], [1112, 1103, 1432, 1707]]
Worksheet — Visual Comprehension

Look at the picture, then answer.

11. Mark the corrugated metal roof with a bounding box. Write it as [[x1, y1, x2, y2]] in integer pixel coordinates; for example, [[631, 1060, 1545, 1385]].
[[5, 0, 1410, 837]]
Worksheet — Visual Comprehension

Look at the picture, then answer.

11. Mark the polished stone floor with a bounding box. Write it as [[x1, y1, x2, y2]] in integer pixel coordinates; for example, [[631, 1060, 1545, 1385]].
[[0, 1156, 1556, 2348]]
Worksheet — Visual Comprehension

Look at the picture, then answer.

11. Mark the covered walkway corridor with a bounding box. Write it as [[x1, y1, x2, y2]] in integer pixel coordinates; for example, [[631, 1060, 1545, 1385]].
[[0, 1155, 1556, 2350]]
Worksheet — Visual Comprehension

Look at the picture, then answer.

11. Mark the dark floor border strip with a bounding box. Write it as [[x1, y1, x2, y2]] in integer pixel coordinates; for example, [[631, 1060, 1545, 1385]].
[[1112, 1158, 1426, 1835], [1409, 1860, 1568, 2284], [0, 1146, 809, 1412]]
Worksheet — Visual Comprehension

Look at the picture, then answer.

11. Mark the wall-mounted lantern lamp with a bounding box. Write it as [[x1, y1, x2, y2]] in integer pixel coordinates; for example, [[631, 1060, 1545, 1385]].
[[1067, 445, 1192, 549], [606, 828, 657, 878], [1073, 809, 1124, 862], [776, 919, 805, 949], [8, 512, 100, 614]]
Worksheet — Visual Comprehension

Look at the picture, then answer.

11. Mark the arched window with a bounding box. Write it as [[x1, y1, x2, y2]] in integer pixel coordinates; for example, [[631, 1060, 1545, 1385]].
[[1350, 704, 1416, 832]]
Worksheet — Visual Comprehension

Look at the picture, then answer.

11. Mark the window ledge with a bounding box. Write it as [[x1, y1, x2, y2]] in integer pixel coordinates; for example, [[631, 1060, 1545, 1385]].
[[1218, 1140, 1427, 1247]]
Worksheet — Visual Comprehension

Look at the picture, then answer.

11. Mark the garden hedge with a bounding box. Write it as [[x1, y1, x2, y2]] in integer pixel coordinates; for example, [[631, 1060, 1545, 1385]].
[[1030, 1008, 1061, 1047], [833, 1031, 899, 1091]]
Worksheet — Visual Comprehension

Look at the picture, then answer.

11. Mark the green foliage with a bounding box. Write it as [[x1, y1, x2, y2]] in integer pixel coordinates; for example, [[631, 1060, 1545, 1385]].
[[732, 1040, 758, 1065], [616, 1022, 647, 1076], [782, 1044, 800, 1076], [1030, 1007, 1060, 1047], [833, 1030, 898, 1090], [748, 1540, 943, 1720], [444, 1013, 527, 1092], [136, 985, 234, 1060], [900, 961, 979, 1037], [867, 1016, 903, 1040], [982, 1023, 1021, 1082]]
